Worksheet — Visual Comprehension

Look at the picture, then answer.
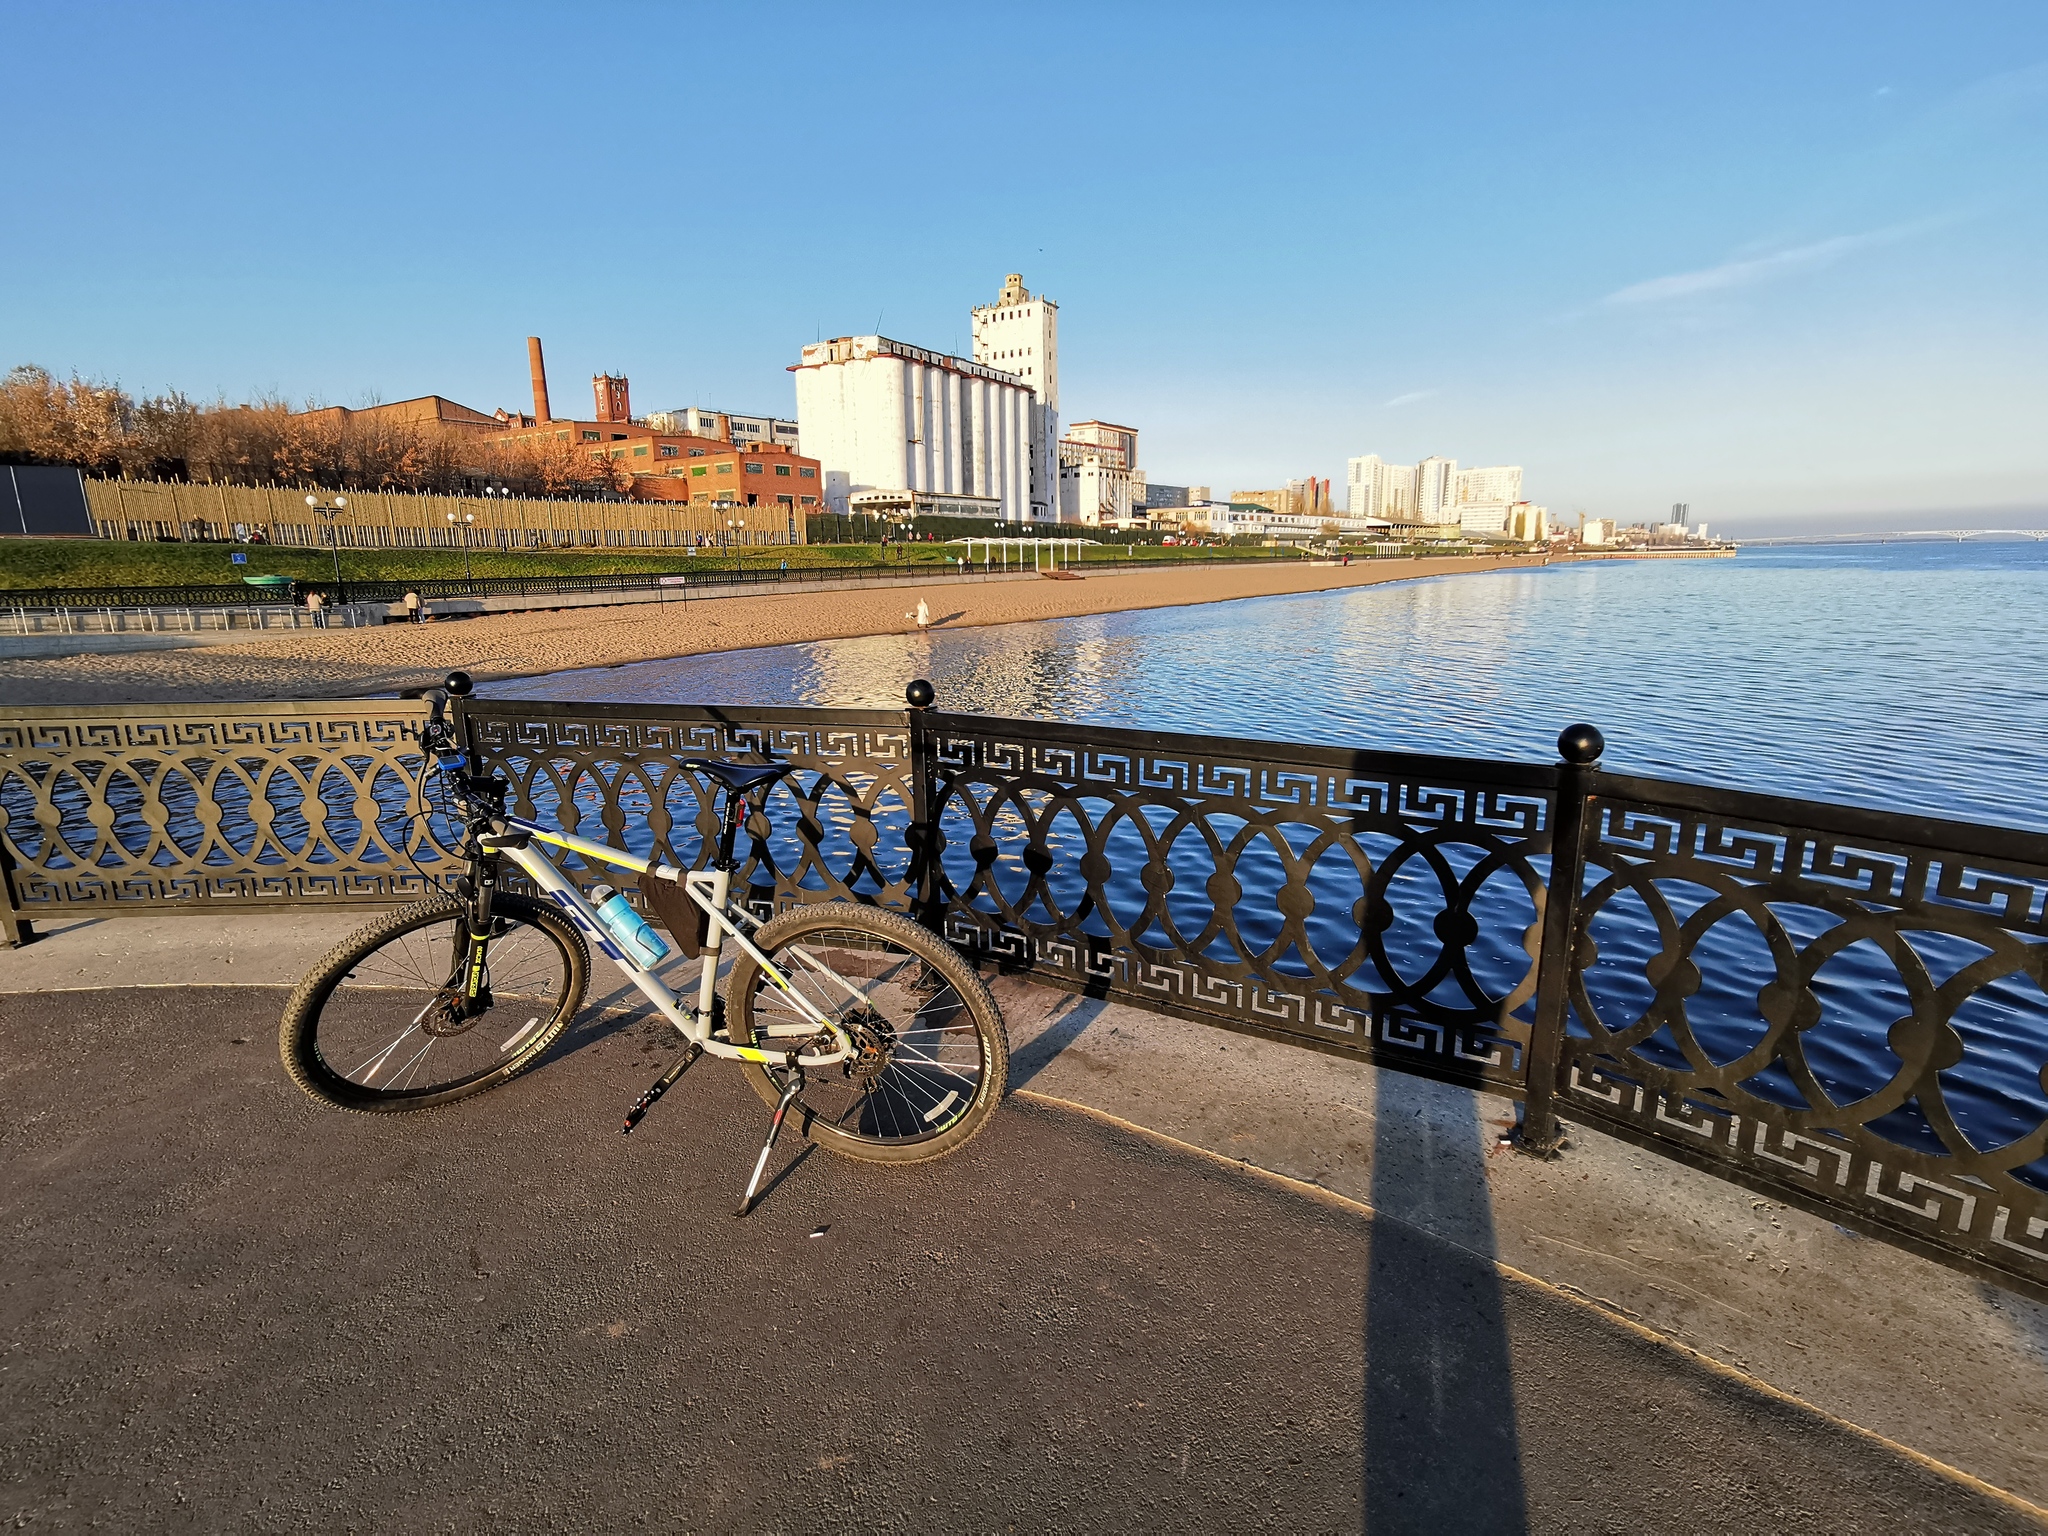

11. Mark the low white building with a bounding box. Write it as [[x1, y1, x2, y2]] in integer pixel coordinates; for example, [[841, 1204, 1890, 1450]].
[[1056, 420, 1146, 527], [1505, 502, 1549, 541], [850, 488, 1003, 522], [1058, 458, 1146, 526], [647, 407, 802, 453], [1190, 502, 1388, 542], [793, 335, 1038, 522]]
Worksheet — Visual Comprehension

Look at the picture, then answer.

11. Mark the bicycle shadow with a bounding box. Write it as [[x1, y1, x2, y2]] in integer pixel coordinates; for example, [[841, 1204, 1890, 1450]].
[[541, 955, 736, 1068], [1007, 993, 1111, 1089]]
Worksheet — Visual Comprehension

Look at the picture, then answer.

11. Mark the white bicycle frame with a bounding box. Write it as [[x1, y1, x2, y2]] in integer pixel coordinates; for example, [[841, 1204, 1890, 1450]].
[[478, 814, 857, 1070]]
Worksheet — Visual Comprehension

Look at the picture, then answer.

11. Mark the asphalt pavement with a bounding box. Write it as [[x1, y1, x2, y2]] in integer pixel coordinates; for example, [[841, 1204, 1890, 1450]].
[[4, 986, 2040, 1534]]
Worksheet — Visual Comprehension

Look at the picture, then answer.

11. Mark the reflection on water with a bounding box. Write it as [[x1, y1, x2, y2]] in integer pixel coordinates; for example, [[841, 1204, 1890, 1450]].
[[483, 545, 2048, 1172], [491, 543, 2048, 832]]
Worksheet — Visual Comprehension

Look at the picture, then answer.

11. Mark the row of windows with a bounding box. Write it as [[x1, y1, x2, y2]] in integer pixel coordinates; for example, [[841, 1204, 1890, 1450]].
[[684, 461, 813, 477]]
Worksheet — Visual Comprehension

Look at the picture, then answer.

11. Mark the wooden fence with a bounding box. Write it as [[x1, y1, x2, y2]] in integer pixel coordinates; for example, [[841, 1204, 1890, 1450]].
[[82, 479, 807, 550]]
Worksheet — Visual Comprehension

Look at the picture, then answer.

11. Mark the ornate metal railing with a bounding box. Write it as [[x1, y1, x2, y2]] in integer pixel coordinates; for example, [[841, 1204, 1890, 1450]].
[[460, 699, 919, 912], [2, 692, 2042, 1300], [1552, 773, 2048, 1293], [922, 713, 1555, 1097], [0, 701, 462, 941]]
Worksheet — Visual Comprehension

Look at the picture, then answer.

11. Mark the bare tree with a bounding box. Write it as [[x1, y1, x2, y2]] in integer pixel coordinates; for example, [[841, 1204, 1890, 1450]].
[[0, 358, 634, 501]]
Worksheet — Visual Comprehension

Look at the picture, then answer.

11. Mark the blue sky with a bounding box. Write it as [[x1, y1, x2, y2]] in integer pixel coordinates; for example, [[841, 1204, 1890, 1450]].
[[3, 2, 2044, 535]]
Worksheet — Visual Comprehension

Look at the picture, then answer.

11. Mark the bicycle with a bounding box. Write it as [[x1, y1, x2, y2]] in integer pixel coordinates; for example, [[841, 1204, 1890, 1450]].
[[278, 671, 1009, 1215]]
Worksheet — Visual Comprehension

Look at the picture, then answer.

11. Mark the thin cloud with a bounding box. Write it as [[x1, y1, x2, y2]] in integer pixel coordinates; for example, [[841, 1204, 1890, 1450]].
[[1383, 388, 1439, 407], [1599, 222, 1928, 307]]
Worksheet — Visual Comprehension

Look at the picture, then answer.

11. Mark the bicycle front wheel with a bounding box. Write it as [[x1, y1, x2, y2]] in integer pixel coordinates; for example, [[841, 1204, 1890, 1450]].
[[725, 904, 1008, 1164], [279, 893, 589, 1113]]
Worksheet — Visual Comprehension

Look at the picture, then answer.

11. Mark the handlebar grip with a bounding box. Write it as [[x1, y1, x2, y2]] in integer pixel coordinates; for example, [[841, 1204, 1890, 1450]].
[[426, 689, 449, 727]]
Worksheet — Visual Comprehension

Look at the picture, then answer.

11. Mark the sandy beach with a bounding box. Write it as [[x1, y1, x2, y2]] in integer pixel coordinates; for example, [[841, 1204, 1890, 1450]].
[[0, 555, 1552, 706]]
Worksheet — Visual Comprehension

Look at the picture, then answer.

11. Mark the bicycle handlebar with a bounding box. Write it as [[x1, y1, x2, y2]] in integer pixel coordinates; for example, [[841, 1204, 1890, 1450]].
[[423, 669, 473, 732]]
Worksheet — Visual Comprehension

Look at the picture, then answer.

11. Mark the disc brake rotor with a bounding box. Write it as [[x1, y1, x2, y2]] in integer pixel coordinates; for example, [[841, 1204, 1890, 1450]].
[[420, 987, 487, 1037], [842, 1010, 896, 1084]]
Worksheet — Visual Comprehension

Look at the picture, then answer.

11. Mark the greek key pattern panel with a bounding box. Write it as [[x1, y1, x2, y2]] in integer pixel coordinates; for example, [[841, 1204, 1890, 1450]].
[[0, 703, 461, 911], [1561, 793, 2048, 1290], [930, 721, 1554, 1087], [464, 704, 918, 912]]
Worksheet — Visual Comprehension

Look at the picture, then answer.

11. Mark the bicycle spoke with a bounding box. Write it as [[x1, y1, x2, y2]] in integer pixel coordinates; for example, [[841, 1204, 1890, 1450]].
[[306, 901, 578, 1101], [352, 1025, 420, 1081]]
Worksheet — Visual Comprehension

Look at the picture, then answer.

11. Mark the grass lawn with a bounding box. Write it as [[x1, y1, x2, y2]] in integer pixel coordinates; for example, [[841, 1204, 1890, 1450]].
[[0, 537, 1304, 590], [0, 540, 956, 590]]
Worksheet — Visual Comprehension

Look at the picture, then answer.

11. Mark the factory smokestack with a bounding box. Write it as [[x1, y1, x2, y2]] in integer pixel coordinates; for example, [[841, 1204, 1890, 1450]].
[[527, 336, 551, 423]]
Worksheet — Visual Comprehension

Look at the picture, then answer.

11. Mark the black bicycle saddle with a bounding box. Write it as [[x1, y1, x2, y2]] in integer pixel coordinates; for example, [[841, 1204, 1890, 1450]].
[[681, 758, 795, 795]]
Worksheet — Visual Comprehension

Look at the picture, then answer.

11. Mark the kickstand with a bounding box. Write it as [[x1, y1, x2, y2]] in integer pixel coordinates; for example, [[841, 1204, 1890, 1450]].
[[736, 1069, 805, 1218], [621, 1042, 703, 1134]]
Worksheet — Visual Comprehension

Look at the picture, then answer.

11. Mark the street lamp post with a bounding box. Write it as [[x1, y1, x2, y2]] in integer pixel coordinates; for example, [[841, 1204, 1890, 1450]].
[[304, 494, 349, 603], [446, 510, 476, 587], [725, 513, 746, 576], [482, 484, 513, 552]]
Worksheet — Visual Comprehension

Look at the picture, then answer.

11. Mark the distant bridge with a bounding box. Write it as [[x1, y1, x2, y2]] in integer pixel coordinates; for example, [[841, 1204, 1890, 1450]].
[[1736, 528, 2048, 546]]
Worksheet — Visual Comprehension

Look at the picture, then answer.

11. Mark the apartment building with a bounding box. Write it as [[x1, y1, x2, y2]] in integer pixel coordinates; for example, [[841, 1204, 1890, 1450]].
[[1456, 464, 1523, 506], [1347, 455, 1416, 520], [1232, 477, 1335, 520]]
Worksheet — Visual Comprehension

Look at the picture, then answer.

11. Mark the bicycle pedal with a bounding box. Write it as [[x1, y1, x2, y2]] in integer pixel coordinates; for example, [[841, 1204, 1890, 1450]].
[[621, 1043, 702, 1135]]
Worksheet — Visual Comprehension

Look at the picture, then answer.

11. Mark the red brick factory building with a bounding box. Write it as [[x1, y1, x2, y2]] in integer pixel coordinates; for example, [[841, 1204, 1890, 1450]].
[[491, 338, 822, 539]]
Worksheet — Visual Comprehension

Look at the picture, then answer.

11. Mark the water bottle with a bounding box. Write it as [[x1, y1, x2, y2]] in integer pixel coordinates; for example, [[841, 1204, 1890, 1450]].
[[590, 884, 670, 969]]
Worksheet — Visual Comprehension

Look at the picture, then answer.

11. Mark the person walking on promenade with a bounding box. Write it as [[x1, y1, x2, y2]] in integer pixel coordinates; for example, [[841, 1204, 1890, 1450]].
[[306, 589, 325, 628], [403, 590, 422, 624]]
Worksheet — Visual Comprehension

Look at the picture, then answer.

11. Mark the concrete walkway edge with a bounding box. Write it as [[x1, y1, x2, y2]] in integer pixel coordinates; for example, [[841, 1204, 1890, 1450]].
[[1017, 1086, 2048, 1529]]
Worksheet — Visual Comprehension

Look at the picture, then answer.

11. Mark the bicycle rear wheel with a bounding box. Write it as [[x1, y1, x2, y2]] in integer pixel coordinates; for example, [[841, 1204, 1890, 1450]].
[[725, 904, 1007, 1164], [279, 893, 588, 1113]]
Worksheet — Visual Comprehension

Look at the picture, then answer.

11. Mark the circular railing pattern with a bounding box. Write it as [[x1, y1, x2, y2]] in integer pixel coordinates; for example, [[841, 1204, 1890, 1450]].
[[0, 707, 456, 907], [928, 723, 1551, 1089], [464, 709, 918, 914], [1563, 796, 2048, 1282]]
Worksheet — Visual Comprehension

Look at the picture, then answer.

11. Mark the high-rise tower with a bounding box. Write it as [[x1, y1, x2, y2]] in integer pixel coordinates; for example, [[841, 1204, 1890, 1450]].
[[970, 273, 1059, 522]]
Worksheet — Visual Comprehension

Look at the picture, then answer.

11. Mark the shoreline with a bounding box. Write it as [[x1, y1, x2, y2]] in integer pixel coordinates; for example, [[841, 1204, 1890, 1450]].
[[1, 553, 1576, 706]]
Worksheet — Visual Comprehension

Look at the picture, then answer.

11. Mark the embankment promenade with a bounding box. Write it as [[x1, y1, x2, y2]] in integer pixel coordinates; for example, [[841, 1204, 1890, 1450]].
[[0, 552, 1570, 705]]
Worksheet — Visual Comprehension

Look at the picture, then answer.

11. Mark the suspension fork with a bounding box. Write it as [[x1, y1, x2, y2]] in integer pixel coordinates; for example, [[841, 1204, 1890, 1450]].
[[459, 847, 504, 1001]]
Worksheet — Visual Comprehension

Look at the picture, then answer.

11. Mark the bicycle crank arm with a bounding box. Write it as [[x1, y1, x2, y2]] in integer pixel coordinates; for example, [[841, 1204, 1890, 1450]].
[[621, 1043, 704, 1135]]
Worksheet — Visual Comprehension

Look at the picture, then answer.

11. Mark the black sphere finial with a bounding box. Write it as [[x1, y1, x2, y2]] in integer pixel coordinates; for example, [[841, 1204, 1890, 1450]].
[[444, 670, 474, 697], [1557, 723, 1603, 765], [905, 678, 935, 710]]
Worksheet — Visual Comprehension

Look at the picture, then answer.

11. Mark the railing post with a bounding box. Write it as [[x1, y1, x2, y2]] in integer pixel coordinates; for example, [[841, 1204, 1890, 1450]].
[[904, 679, 941, 927], [0, 831, 36, 947], [1518, 722, 1604, 1157]]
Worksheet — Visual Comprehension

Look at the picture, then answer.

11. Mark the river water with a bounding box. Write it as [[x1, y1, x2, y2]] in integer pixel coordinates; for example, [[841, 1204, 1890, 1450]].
[[485, 544, 2048, 832], [482, 546, 2048, 1174], [9, 547, 2041, 1167]]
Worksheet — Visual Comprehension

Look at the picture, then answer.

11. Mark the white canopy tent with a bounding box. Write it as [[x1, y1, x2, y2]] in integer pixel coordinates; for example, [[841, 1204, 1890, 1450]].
[[951, 537, 1088, 572]]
